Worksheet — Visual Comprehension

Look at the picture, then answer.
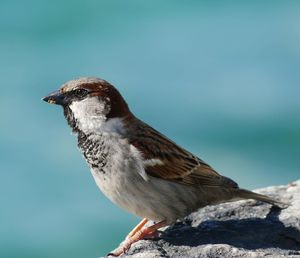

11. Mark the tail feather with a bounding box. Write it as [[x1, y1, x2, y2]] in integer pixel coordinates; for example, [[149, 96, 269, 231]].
[[236, 188, 288, 208]]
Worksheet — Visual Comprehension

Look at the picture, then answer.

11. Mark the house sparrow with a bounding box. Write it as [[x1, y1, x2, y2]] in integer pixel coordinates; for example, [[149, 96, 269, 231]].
[[43, 77, 284, 256]]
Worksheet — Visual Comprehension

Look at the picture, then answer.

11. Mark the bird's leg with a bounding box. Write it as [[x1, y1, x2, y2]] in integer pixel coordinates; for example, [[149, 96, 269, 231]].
[[108, 220, 167, 257], [126, 218, 148, 239]]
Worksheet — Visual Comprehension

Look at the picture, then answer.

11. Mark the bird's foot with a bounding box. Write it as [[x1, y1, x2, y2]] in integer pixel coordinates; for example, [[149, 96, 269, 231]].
[[143, 229, 160, 240], [107, 220, 166, 257]]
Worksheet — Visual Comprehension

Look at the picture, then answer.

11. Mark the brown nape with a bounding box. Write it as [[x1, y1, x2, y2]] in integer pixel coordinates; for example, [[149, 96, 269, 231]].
[[83, 80, 134, 119]]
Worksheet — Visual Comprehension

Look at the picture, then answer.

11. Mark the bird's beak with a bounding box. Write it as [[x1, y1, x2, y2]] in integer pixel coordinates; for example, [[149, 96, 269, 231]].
[[42, 90, 67, 106]]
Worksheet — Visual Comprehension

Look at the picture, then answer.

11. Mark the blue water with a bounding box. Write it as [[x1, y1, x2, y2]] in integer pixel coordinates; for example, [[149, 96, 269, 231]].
[[1, 1, 299, 257]]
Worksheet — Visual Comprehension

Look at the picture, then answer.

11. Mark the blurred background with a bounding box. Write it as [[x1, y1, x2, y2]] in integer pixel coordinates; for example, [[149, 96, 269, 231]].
[[1, 0, 299, 257]]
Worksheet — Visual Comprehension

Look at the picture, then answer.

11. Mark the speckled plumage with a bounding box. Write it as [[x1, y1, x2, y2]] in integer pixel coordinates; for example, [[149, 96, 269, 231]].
[[43, 77, 285, 256]]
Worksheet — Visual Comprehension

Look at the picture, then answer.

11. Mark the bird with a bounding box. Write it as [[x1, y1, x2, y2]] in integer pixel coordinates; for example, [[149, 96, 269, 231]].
[[43, 77, 285, 256]]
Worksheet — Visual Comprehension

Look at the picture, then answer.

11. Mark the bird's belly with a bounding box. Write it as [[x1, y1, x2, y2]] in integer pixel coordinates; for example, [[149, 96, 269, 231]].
[[90, 166, 203, 223]]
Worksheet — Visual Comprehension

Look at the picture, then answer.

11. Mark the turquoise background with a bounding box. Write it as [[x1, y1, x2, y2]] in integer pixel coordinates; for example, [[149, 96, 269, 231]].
[[1, 1, 299, 257]]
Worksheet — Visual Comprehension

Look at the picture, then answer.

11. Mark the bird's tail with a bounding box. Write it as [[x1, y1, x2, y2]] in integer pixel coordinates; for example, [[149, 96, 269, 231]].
[[235, 188, 288, 208]]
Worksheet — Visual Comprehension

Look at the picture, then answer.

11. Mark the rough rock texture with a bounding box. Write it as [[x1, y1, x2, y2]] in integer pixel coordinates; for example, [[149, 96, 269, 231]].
[[123, 180, 300, 258]]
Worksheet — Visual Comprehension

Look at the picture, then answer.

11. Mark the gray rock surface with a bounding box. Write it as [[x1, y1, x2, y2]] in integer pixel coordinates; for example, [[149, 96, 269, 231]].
[[123, 180, 300, 258]]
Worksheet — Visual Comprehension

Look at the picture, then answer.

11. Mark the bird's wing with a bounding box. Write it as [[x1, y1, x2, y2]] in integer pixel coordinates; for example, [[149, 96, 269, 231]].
[[128, 119, 238, 188]]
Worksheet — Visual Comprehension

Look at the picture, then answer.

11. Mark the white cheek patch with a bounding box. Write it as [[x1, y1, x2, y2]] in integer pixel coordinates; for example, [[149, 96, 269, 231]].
[[69, 96, 126, 136], [70, 97, 107, 133]]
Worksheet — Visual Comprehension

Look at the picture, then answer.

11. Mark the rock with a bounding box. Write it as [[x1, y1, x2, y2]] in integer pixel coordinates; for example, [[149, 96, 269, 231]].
[[123, 180, 300, 258]]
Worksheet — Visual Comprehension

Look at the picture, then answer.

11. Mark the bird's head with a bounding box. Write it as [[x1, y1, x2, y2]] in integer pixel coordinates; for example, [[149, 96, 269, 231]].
[[43, 77, 131, 134]]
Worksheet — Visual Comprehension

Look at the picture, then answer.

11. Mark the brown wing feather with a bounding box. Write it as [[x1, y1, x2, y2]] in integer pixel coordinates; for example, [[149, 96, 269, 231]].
[[127, 118, 238, 189]]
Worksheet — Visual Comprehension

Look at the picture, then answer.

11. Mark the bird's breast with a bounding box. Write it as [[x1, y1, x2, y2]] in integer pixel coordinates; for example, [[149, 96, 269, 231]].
[[78, 133, 148, 211], [79, 135, 108, 172], [76, 132, 200, 223]]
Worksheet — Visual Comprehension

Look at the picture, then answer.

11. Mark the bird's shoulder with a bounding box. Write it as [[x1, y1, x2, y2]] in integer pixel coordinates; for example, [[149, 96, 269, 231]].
[[125, 117, 238, 189]]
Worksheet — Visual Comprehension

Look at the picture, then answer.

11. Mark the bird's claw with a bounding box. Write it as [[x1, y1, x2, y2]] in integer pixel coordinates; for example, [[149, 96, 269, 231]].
[[107, 239, 132, 257], [107, 220, 166, 257]]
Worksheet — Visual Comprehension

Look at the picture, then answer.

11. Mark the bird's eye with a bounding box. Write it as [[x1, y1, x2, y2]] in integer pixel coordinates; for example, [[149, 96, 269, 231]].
[[74, 89, 89, 98]]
